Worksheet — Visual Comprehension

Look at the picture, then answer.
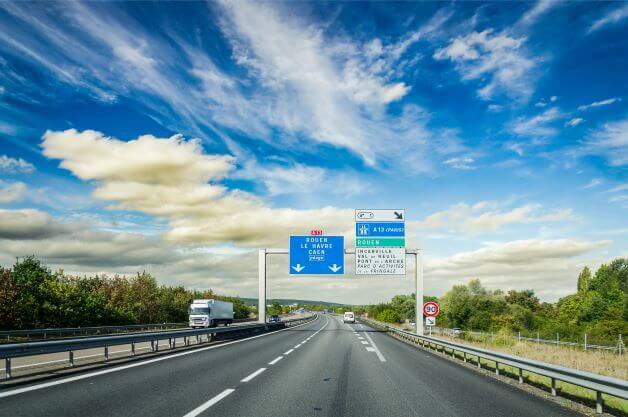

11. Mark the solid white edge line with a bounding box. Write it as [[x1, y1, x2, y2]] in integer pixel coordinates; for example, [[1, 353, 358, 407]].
[[182, 388, 235, 417], [240, 367, 266, 382], [268, 356, 283, 365], [0, 316, 318, 399], [361, 341, 369, 345], [284, 349, 294, 355]]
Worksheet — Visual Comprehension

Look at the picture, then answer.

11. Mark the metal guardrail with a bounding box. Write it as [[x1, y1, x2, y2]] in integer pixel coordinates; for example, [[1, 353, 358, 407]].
[[0, 315, 315, 379], [0, 319, 257, 342], [360, 318, 628, 415]]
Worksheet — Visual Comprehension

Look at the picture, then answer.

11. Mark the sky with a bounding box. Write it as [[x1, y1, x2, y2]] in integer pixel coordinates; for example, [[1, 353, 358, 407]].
[[0, 0, 626, 304]]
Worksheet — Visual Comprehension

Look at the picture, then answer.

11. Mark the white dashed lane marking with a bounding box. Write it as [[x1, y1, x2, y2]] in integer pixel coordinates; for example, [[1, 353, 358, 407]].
[[241, 368, 266, 383], [182, 389, 235, 417]]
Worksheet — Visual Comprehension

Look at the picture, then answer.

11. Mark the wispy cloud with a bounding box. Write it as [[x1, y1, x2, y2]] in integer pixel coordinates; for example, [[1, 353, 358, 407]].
[[581, 118, 628, 167], [577, 97, 622, 111], [434, 29, 538, 102], [583, 178, 602, 189], [410, 201, 573, 234], [566, 117, 584, 127], [588, 4, 628, 34], [510, 107, 562, 137], [0, 181, 27, 203], [0, 155, 35, 174], [444, 157, 476, 170], [517, 0, 560, 28]]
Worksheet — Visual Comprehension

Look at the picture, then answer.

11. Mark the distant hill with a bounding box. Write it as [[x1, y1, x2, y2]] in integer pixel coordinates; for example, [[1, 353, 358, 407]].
[[240, 298, 343, 307]]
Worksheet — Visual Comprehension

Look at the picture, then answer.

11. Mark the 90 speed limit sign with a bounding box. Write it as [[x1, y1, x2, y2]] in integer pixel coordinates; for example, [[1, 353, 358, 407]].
[[422, 301, 440, 317]]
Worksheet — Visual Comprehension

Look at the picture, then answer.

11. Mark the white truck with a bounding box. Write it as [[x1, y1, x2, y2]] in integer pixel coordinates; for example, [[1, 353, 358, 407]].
[[188, 299, 233, 328]]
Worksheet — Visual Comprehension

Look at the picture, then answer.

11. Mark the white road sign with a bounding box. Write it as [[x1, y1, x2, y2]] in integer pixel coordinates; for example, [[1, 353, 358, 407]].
[[355, 209, 405, 222], [426, 317, 436, 326], [355, 247, 406, 275]]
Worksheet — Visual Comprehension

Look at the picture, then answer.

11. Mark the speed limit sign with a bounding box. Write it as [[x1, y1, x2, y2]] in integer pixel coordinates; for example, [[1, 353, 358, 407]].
[[422, 301, 440, 317]]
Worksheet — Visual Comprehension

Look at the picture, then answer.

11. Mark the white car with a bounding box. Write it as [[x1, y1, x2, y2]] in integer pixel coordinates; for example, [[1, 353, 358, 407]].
[[343, 312, 355, 323]]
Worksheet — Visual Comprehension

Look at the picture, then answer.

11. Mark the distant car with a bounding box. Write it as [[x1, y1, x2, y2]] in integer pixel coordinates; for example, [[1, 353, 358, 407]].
[[268, 315, 281, 323], [343, 312, 355, 323]]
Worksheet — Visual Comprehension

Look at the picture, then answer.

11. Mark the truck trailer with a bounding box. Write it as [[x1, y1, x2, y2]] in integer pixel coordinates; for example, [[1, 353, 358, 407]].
[[188, 299, 234, 328]]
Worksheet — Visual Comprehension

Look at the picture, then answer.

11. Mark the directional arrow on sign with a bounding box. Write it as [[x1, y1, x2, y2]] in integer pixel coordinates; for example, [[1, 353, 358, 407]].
[[328, 264, 342, 273], [291, 264, 305, 272]]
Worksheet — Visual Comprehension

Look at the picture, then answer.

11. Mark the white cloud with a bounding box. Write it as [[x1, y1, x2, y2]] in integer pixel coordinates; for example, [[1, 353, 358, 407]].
[[510, 107, 562, 137], [577, 97, 622, 111], [0, 155, 34, 174], [0, 208, 180, 268], [588, 4, 628, 34], [425, 238, 610, 299], [434, 29, 537, 102], [0, 181, 27, 203], [41, 129, 352, 248], [410, 201, 573, 234], [517, 0, 560, 27], [444, 157, 476, 170], [215, 0, 446, 166], [566, 117, 584, 127], [583, 178, 602, 189], [487, 104, 503, 112], [582, 118, 628, 167]]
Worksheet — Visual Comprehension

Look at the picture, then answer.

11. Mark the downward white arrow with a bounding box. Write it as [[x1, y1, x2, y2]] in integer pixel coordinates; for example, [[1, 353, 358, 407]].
[[328, 264, 342, 273], [292, 264, 305, 272]]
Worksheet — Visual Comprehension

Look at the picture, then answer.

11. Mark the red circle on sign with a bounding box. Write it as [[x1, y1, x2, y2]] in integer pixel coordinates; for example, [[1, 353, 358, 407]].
[[423, 301, 440, 317]]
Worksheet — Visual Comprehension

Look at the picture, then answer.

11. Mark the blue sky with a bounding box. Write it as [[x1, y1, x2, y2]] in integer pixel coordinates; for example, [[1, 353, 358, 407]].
[[0, 1, 626, 303]]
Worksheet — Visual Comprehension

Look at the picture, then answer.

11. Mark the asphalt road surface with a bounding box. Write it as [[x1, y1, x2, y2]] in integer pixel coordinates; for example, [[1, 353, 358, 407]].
[[0, 315, 580, 417]]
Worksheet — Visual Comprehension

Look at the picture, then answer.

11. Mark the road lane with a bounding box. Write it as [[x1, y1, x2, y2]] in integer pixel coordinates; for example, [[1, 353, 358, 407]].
[[0, 315, 581, 417], [0, 316, 325, 417]]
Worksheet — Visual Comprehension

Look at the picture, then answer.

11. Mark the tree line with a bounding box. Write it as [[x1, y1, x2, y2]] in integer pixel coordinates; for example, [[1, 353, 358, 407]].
[[343, 258, 627, 345], [0, 256, 253, 330]]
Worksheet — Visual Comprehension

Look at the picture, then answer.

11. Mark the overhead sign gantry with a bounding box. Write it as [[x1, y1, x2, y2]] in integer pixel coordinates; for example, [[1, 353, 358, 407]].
[[258, 209, 424, 335]]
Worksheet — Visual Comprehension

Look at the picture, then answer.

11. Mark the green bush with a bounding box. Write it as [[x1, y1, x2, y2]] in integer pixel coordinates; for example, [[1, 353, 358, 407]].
[[376, 308, 400, 323]]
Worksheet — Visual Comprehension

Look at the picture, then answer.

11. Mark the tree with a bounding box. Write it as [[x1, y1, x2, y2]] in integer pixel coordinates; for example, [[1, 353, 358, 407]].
[[12, 256, 55, 327], [505, 289, 540, 311], [577, 266, 592, 293]]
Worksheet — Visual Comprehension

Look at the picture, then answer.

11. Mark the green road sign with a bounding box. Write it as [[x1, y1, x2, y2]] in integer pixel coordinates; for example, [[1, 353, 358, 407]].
[[356, 237, 405, 247]]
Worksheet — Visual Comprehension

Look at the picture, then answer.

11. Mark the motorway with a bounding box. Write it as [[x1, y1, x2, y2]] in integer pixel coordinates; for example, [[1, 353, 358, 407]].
[[0, 315, 580, 417]]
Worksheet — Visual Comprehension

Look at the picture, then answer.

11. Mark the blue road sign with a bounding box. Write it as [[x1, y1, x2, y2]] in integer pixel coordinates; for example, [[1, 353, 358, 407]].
[[289, 235, 344, 275], [355, 222, 405, 237]]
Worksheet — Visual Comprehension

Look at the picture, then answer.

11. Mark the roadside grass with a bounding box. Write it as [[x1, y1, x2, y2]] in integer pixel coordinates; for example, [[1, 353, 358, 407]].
[[391, 322, 628, 415]]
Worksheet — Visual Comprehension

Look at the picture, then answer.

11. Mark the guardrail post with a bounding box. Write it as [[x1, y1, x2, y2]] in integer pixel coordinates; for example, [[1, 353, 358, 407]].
[[131, 342, 136, 356], [104, 346, 109, 362], [155, 340, 159, 352], [5, 358, 11, 379], [584, 333, 587, 351], [495, 362, 500, 375], [463, 352, 467, 362], [477, 357, 481, 369], [518, 368, 524, 383], [172, 338, 176, 349], [596, 391, 603, 414], [551, 378, 557, 396], [69, 351, 74, 367], [556, 333, 559, 346], [150, 340, 155, 352]]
